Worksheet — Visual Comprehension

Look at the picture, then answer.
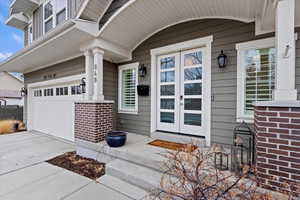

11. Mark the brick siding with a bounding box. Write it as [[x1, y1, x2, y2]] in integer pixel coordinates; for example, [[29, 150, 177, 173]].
[[255, 106, 300, 194], [74, 102, 113, 143]]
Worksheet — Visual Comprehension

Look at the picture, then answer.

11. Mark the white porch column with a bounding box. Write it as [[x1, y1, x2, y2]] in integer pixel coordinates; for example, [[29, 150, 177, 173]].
[[84, 50, 94, 100], [92, 48, 105, 101], [274, 0, 297, 101]]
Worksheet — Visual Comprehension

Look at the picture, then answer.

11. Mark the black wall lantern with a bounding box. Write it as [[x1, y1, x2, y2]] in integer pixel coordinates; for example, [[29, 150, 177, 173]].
[[20, 87, 27, 97], [139, 64, 147, 77], [80, 78, 86, 94], [217, 50, 228, 68]]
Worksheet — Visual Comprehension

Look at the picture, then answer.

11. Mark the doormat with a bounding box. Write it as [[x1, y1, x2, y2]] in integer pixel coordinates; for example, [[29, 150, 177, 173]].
[[148, 139, 197, 152]]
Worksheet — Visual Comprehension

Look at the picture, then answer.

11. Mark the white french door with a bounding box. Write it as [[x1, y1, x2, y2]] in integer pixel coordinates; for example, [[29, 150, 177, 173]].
[[157, 48, 207, 137]]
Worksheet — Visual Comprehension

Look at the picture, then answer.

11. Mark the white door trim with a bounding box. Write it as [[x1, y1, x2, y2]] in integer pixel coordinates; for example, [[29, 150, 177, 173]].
[[150, 36, 213, 146]]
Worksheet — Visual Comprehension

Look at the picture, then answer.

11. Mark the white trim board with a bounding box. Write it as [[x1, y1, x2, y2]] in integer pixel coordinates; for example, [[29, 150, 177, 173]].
[[150, 36, 213, 147], [151, 36, 213, 56], [28, 74, 85, 88]]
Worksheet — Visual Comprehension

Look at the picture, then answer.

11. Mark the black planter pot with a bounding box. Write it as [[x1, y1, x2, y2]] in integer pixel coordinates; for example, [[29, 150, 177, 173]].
[[106, 131, 127, 148]]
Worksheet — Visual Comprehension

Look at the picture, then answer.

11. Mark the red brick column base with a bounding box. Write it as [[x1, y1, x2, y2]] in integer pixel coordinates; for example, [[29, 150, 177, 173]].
[[255, 104, 300, 194], [74, 101, 114, 143]]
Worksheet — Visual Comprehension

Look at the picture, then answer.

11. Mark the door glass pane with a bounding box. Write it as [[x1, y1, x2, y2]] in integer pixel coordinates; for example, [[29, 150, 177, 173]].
[[184, 83, 202, 95], [161, 57, 175, 69], [184, 99, 202, 111], [161, 99, 175, 110], [161, 85, 175, 96], [184, 52, 202, 66], [161, 112, 174, 123], [184, 114, 201, 126], [161, 71, 175, 83], [184, 67, 202, 80]]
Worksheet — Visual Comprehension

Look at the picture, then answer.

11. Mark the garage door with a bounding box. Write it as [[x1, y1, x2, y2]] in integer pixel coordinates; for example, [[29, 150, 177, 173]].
[[29, 77, 83, 141]]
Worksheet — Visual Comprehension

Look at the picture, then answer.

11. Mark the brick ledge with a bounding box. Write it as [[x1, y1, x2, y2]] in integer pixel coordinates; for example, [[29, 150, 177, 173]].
[[75, 100, 114, 104], [254, 101, 300, 107]]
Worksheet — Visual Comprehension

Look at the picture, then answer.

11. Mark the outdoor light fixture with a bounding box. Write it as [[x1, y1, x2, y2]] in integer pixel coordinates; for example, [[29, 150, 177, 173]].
[[80, 78, 86, 94], [139, 64, 147, 77], [20, 87, 27, 97], [213, 144, 229, 171], [231, 121, 255, 174], [217, 50, 228, 68]]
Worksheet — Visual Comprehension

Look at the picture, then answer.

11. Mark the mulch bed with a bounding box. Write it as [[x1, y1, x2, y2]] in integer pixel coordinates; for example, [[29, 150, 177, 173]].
[[47, 152, 105, 180]]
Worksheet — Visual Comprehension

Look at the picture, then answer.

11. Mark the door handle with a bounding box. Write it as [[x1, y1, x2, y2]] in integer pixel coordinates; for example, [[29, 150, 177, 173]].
[[180, 95, 184, 106]]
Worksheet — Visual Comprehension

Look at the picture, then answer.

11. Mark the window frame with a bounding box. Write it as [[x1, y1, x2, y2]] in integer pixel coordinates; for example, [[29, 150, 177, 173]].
[[118, 62, 139, 115], [43, 0, 68, 34], [236, 37, 276, 123]]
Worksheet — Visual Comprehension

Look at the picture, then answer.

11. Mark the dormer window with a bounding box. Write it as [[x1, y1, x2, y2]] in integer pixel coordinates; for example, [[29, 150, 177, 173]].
[[44, 0, 67, 33], [56, 0, 66, 25], [44, 0, 54, 33]]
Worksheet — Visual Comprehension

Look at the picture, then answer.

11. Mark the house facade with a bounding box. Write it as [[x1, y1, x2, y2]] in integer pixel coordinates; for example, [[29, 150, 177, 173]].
[[0, 72, 23, 106], [1, 0, 300, 145], [1, 0, 300, 192]]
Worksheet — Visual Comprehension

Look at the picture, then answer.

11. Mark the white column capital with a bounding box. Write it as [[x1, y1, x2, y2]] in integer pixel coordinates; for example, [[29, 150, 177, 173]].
[[92, 47, 104, 55]]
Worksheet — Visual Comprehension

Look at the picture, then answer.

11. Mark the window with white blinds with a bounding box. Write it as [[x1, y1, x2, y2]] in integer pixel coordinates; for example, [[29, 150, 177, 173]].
[[236, 37, 276, 122], [244, 48, 276, 114], [118, 63, 139, 114]]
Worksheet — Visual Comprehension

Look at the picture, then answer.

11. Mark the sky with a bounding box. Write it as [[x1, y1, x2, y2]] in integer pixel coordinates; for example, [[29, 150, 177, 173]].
[[0, 0, 24, 79]]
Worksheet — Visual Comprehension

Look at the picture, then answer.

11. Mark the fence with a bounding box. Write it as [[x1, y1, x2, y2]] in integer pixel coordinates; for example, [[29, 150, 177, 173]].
[[0, 106, 23, 121]]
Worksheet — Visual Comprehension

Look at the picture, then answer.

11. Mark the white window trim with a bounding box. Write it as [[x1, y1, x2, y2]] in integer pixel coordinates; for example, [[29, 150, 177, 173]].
[[236, 37, 275, 123], [118, 62, 139, 115], [43, 0, 68, 34]]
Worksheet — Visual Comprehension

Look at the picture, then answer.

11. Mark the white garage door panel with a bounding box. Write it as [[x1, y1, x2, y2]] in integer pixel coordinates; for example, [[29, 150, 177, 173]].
[[29, 76, 84, 142], [32, 100, 75, 141]]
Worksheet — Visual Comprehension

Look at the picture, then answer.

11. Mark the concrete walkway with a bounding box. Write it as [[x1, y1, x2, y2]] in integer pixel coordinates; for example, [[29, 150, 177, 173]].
[[0, 132, 145, 200]]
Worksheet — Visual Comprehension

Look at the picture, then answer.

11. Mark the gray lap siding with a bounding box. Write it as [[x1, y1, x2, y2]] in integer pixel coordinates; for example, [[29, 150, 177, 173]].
[[117, 19, 300, 145]]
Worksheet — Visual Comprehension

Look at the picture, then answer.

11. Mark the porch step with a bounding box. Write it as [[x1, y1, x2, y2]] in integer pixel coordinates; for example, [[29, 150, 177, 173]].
[[98, 175, 149, 200], [106, 159, 163, 191], [102, 145, 166, 172]]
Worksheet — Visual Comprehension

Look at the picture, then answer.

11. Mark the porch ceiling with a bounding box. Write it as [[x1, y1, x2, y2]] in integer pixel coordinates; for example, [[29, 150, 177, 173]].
[[77, 0, 113, 22], [98, 0, 300, 53], [0, 20, 95, 73]]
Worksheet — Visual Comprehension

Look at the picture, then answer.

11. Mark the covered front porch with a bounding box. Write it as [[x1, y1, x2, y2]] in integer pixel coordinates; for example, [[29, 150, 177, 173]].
[[74, 0, 300, 193], [76, 0, 300, 146]]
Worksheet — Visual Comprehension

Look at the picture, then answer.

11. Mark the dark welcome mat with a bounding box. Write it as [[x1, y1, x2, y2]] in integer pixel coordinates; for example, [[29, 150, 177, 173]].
[[148, 139, 197, 152]]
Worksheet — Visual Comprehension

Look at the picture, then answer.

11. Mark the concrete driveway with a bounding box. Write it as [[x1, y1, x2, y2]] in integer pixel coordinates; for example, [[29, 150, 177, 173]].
[[0, 131, 139, 200], [0, 131, 75, 175]]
